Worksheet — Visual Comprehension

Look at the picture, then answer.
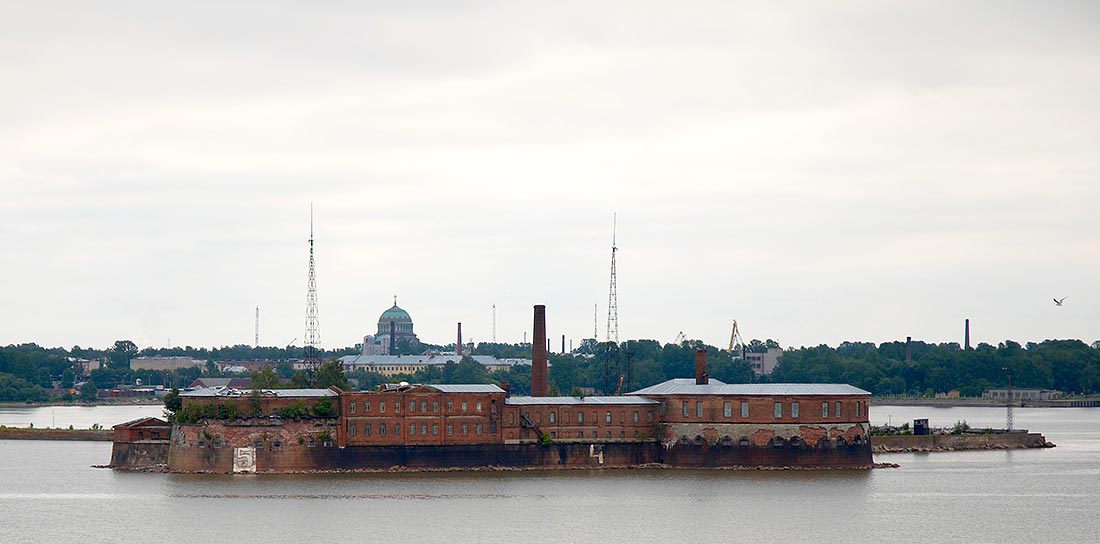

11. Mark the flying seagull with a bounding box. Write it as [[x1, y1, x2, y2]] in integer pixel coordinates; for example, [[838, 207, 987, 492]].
[[1054, 297, 1067, 306]]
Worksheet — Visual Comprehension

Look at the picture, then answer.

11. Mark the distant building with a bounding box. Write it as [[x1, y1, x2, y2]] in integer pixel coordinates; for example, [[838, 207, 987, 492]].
[[68, 357, 103, 376], [360, 298, 420, 355], [746, 348, 783, 376], [983, 388, 1063, 401], [131, 356, 206, 371], [339, 354, 531, 377], [189, 377, 253, 389]]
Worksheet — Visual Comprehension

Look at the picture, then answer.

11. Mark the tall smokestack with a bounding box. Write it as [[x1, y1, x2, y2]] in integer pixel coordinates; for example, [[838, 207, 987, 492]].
[[965, 319, 971, 350], [457, 323, 463, 356], [905, 336, 912, 362], [695, 348, 709, 385], [532, 305, 548, 396], [562, 334, 566, 354]]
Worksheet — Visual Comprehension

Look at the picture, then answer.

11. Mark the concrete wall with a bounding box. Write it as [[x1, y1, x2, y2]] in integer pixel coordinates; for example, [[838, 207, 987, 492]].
[[166, 419, 874, 473], [110, 442, 170, 468]]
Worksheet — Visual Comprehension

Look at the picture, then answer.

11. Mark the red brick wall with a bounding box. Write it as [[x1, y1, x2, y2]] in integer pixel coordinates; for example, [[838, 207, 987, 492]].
[[501, 404, 659, 442], [643, 394, 870, 425], [339, 389, 505, 447]]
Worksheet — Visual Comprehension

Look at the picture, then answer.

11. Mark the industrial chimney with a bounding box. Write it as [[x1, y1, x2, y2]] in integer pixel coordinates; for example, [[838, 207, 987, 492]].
[[965, 319, 971, 350], [695, 348, 709, 385], [532, 305, 548, 396], [457, 323, 463, 356], [905, 336, 912, 362]]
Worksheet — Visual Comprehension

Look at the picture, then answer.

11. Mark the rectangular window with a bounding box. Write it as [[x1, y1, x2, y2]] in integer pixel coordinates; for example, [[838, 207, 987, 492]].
[[647, 411, 653, 423], [682, 401, 689, 417], [432, 423, 439, 435], [836, 401, 843, 418], [349, 401, 356, 414], [409, 400, 416, 412], [741, 401, 749, 418], [394, 423, 401, 435], [577, 412, 584, 424], [432, 401, 439, 412], [462, 423, 469, 435], [461, 400, 467, 412], [549, 411, 556, 424], [410, 424, 416, 436], [792, 402, 800, 418], [633, 411, 639, 423], [380, 401, 385, 413], [394, 401, 400, 413], [476, 423, 483, 435], [380, 424, 386, 436], [696, 401, 703, 418], [723, 402, 732, 418], [349, 423, 357, 436], [476, 401, 482, 412], [605, 411, 612, 423], [447, 424, 454, 435], [447, 400, 453, 413], [856, 401, 862, 417], [822, 402, 829, 418], [421, 423, 428, 435], [421, 401, 427, 412], [773, 402, 782, 418], [364, 423, 372, 436], [364, 401, 370, 412]]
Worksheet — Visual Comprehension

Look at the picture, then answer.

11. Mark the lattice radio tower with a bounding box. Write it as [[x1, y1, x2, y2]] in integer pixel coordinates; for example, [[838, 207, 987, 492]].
[[605, 214, 619, 344], [304, 206, 320, 372], [254, 306, 260, 347]]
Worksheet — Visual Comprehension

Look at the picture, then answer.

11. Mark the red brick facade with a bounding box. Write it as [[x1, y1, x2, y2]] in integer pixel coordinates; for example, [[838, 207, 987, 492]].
[[339, 386, 506, 447]]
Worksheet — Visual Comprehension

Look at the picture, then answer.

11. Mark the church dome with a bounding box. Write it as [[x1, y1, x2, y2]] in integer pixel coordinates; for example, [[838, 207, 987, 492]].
[[379, 304, 411, 323]]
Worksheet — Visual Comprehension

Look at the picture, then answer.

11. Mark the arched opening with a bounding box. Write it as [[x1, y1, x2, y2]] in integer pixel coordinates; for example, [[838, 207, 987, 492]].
[[771, 436, 785, 448], [721, 435, 734, 446], [739, 436, 750, 447]]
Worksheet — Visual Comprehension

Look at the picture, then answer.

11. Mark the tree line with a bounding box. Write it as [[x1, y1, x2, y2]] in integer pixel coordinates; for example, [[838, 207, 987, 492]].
[[3, 337, 1099, 403]]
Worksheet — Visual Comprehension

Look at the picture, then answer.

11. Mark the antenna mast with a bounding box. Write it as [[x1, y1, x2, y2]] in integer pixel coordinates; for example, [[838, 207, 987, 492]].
[[593, 303, 598, 339], [605, 214, 619, 344], [255, 306, 260, 347], [304, 205, 320, 374], [492, 304, 497, 343]]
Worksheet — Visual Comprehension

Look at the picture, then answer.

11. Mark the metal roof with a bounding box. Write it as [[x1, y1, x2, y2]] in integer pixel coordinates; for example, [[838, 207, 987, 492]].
[[429, 384, 506, 394], [506, 396, 659, 406], [180, 387, 337, 398], [627, 379, 870, 396]]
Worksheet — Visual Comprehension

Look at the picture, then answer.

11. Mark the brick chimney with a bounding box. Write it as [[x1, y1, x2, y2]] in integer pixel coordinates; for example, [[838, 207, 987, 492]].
[[457, 322, 463, 356], [531, 305, 548, 396], [695, 348, 709, 385]]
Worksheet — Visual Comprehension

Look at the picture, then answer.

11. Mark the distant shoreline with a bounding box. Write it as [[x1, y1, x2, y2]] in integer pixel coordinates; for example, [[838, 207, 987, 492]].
[[0, 399, 164, 408], [871, 397, 1100, 408]]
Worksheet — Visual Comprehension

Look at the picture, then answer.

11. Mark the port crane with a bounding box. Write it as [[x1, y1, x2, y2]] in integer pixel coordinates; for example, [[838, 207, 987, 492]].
[[728, 320, 746, 359]]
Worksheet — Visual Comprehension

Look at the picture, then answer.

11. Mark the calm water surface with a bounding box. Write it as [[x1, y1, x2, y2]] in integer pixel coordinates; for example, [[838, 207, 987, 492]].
[[0, 405, 1095, 544]]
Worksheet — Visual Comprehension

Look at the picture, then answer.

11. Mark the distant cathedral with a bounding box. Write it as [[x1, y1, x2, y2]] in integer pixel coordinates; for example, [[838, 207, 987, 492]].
[[361, 296, 419, 355]]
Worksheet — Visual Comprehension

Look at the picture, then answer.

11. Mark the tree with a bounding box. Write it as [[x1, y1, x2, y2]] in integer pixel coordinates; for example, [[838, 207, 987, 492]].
[[61, 368, 75, 388], [314, 360, 349, 389], [108, 340, 138, 369], [251, 366, 280, 388], [79, 381, 98, 402], [163, 387, 182, 412]]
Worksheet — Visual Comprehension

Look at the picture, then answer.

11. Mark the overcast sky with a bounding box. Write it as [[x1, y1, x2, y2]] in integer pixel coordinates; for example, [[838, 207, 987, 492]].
[[2, 1, 1098, 352]]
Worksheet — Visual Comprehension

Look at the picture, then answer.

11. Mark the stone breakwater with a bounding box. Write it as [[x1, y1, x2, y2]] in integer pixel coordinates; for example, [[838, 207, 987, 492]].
[[0, 428, 112, 441], [871, 433, 1054, 453]]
